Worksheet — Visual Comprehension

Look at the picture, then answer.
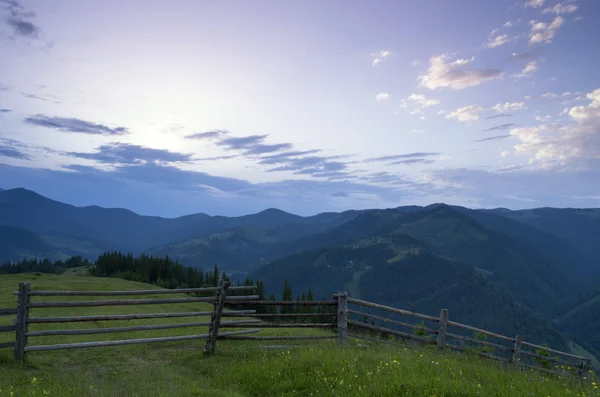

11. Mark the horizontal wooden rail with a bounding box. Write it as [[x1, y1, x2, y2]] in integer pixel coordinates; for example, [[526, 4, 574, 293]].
[[28, 295, 258, 308], [0, 341, 15, 349], [347, 298, 440, 323], [446, 332, 513, 352], [347, 320, 436, 345], [14, 286, 256, 297], [0, 325, 16, 333], [219, 323, 335, 329], [0, 308, 16, 316], [348, 309, 438, 334], [223, 312, 336, 318], [520, 349, 581, 367], [446, 320, 515, 343], [27, 310, 255, 324], [445, 343, 511, 364], [520, 341, 589, 361], [24, 329, 259, 352], [225, 300, 337, 306], [218, 335, 336, 341], [26, 320, 262, 337]]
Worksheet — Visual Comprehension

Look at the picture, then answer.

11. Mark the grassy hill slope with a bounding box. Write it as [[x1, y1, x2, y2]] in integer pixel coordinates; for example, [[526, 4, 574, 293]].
[[0, 226, 68, 262], [0, 274, 598, 396]]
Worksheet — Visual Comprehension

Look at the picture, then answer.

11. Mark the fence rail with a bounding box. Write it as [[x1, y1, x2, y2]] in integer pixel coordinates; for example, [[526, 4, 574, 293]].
[[2, 282, 593, 381]]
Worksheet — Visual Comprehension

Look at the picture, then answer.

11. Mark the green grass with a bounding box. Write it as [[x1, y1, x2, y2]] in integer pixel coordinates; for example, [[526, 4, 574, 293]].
[[0, 274, 599, 396]]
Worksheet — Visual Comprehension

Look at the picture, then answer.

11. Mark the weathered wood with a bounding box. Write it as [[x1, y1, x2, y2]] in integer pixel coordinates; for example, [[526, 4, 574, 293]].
[[347, 309, 438, 334], [512, 335, 522, 365], [17, 286, 256, 296], [446, 332, 513, 351], [337, 291, 348, 347], [0, 308, 17, 316], [218, 335, 336, 341], [0, 325, 16, 333], [223, 312, 336, 318], [347, 297, 440, 322], [347, 320, 436, 345], [580, 359, 590, 382], [225, 300, 337, 306], [14, 282, 30, 361], [520, 349, 579, 366], [24, 329, 259, 352], [204, 281, 229, 354], [445, 343, 511, 363], [28, 295, 256, 308], [436, 309, 448, 348], [0, 341, 15, 349], [446, 320, 515, 343], [27, 310, 254, 323], [219, 323, 335, 328], [519, 362, 565, 377], [520, 340, 589, 360], [26, 320, 262, 337]]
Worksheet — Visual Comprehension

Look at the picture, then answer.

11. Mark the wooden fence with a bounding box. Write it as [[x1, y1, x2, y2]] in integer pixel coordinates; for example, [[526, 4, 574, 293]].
[[0, 283, 592, 381]]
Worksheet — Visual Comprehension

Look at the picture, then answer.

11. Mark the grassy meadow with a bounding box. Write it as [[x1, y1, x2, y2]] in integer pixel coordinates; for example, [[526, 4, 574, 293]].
[[0, 273, 598, 396]]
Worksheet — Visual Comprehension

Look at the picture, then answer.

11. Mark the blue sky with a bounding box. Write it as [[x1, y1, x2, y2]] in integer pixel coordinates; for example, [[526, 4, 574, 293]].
[[1, 0, 599, 217]]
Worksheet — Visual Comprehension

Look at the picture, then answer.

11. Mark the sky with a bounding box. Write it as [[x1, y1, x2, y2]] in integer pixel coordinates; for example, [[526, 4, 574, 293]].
[[1, 0, 599, 217]]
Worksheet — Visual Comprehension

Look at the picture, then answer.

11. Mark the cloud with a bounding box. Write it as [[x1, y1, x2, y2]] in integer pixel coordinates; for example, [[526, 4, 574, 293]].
[[21, 93, 49, 102], [266, 155, 350, 176], [513, 61, 537, 78], [364, 152, 441, 163], [446, 105, 486, 122], [388, 158, 435, 166], [215, 134, 293, 155], [184, 130, 229, 140], [0, 108, 11, 113], [411, 60, 420, 67], [529, 16, 565, 44], [257, 150, 322, 165], [408, 93, 440, 108], [503, 20, 520, 28], [24, 114, 130, 136], [1, 0, 41, 39], [484, 124, 516, 132], [485, 114, 513, 120], [66, 143, 193, 165], [509, 88, 600, 168], [474, 135, 512, 143], [542, 2, 578, 15], [524, 0, 545, 8], [0, 140, 31, 160], [0, 83, 10, 91], [419, 55, 503, 90], [492, 102, 525, 112], [485, 34, 515, 49], [371, 50, 392, 66], [541, 92, 557, 99], [376, 93, 391, 101]]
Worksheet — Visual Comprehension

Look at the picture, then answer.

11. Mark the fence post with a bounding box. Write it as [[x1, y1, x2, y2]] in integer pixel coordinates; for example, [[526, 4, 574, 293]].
[[204, 280, 229, 354], [337, 291, 348, 347], [580, 358, 590, 383], [14, 282, 30, 361], [436, 309, 448, 348], [512, 335, 522, 366]]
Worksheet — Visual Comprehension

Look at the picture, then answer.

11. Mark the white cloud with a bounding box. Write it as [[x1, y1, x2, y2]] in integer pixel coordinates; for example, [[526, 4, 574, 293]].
[[485, 34, 514, 48], [575, 16, 583, 21], [411, 60, 421, 67], [408, 93, 440, 108], [493, 102, 525, 112], [503, 20, 520, 28], [445, 105, 485, 122], [543, 2, 578, 15], [509, 88, 600, 168], [541, 92, 558, 99], [513, 61, 537, 78], [536, 114, 553, 121], [411, 129, 425, 134], [376, 93, 391, 101], [529, 16, 565, 44], [524, 95, 533, 101], [419, 55, 503, 90], [371, 50, 392, 66], [525, 0, 545, 8], [437, 110, 446, 115]]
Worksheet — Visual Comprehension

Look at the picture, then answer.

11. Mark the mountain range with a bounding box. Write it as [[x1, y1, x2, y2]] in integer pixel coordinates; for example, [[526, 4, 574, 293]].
[[1, 187, 599, 361]]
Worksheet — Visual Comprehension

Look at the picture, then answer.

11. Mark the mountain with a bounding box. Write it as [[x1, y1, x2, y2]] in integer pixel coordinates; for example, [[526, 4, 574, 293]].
[[0, 225, 67, 262]]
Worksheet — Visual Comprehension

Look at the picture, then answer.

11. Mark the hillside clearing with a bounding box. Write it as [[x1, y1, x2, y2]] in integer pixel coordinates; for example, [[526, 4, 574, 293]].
[[0, 274, 598, 396]]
